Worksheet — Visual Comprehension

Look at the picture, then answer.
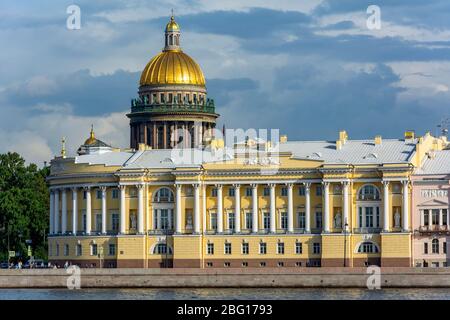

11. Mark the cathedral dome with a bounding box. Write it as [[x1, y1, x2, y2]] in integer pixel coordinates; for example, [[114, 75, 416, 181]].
[[139, 51, 205, 87], [139, 15, 206, 87]]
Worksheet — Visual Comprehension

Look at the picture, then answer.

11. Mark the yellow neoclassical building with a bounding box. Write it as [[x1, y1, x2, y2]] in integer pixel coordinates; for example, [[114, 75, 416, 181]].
[[47, 16, 449, 268]]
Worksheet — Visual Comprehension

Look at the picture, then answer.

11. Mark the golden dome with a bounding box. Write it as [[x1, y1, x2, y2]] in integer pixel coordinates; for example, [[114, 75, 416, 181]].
[[165, 16, 180, 32], [140, 50, 206, 87], [84, 125, 97, 145]]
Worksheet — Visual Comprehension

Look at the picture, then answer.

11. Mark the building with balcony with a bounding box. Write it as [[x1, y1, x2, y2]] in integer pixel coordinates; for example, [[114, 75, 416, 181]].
[[46, 16, 450, 268], [412, 149, 450, 267]]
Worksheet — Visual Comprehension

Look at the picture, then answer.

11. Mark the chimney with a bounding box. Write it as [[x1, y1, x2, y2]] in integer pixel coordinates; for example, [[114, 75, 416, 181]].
[[336, 140, 343, 150], [339, 130, 348, 144], [280, 135, 288, 143], [374, 135, 382, 145]]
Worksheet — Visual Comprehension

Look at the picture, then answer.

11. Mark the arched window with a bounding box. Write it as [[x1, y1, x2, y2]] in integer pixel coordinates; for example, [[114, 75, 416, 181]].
[[153, 243, 173, 254], [358, 185, 380, 200], [154, 188, 174, 203], [432, 239, 439, 254], [357, 242, 379, 253]]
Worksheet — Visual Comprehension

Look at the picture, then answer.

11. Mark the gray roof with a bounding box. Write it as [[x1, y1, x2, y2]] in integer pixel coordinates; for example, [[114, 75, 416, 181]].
[[75, 152, 134, 167], [278, 139, 417, 164], [417, 149, 450, 175]]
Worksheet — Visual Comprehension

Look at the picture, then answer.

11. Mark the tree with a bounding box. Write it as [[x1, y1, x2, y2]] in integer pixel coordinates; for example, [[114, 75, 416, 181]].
[[0, 152, 49, 261]]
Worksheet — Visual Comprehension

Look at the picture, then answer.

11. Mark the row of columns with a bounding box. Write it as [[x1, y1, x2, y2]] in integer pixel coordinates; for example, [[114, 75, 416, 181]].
[[50, 185, 144, 235]]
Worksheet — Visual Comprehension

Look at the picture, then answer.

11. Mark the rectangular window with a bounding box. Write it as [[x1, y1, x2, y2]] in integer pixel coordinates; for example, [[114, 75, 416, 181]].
[[76, 244, 82, 256], [112, 213, 119, 232], [277, 242, 285, 254], [246, 187, 252, 197], [210, 213, 217, 231], [108, 244, 116, 256], [64, 244, 69, 256], [365, 207, 374, 228], [444, 242, 447, 254], [313, 243, 321, 254], [263, 187, 270, 196], [315, 211, 322, 229], [295, 242, 303, 254], [432, 209, 439, 225], [91, 244, 98, 256], [96, 214, 102, 232], [112, 189, 119, 199], [228, 188, 235, 197], [245, 212, 253, 230], [207, 243, 214, 255], [423, 209, 429, 226], [263, 212, 270, 230], [83, 191, 87, 199], [224, 243, 232, 255], [281, 187, 288, 197], [228, 213, 235, 231], [316, 185, 322, 196], [55, 244, 60, 256], [424, 242, 428, 254], [96, 190, 102, 199], [298, 212, 305, 229], [280, 212, 288, 230], [82, 213, 87, 232], [298, 186, 305, 196], [259, 242, 267, 255], [443, 210, 448, 226], [359, 207, 363, 228], [211, 188, 218, 197], [242, 243, 249, 255]]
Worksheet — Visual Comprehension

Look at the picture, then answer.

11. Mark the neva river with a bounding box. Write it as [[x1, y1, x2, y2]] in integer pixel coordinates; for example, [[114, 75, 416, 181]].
[[0, 288, 450, 300]]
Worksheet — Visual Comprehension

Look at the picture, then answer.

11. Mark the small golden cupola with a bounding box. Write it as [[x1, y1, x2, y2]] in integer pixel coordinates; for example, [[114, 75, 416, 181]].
[[78, 125, 113, 155]]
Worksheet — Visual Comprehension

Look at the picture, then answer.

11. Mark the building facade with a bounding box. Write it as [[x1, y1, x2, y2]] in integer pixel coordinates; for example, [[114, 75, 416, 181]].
[[47, 16, 450, 268], [412, 150, 450, 267]]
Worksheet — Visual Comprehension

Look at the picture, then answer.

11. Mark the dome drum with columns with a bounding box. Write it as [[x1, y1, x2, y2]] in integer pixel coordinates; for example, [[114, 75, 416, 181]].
[[127, 15, 218, 150]]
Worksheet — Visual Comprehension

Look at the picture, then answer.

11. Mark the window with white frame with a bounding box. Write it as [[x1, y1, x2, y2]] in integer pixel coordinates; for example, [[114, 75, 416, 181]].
[[210, 213, 217, 231], [298, 186, 305, 196], [313, 243, 321, 254], [432, 239, 439, 254], [242, 242, 249, 255], [295, 242, 302, 254], [154, 188, 174, 202], [358, 185, 380, 200], [280, 212, 288, 230], [96, 190, 102, 199], [315, 185, 322, 196], [64, 244, 69, 256], [111, 189, 119, 199], [211, 188, 218, 197], [245, 212, 252, 230], [263, 212, 270, 230], [207, 243, 214, 255], [281, 187, 288, 197], [245, 187, 252, 197], [228, 188, 235, 197], [277, 242, 285, 254], [111, 213, 119, 232], [298, 212, 305, 229], [315, 211, 322, 229], [76, 244, 82, 256], [263, 187, 270, 196], [91, 244, 98, 256], [228, 213, 235, 231], [224, 243, 232, 255], [259, 242, 267, 254], [153, 243, 172, 254], [108, 244, 116, 256]]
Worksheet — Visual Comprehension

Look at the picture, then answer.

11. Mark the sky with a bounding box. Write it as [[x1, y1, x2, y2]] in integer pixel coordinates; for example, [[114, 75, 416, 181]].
[[1, 0, 450, 165]]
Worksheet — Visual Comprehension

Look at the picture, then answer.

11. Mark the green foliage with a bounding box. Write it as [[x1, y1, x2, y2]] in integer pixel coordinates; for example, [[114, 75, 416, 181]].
[[0, 152, 49, 261]]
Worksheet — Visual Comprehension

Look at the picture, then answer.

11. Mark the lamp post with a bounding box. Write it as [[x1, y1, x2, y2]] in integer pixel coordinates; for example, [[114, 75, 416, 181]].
[[343, 219, 348, 267]]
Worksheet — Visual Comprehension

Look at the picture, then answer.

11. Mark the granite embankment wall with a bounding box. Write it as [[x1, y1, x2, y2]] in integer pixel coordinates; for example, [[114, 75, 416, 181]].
[[1, 268, 450, 288]]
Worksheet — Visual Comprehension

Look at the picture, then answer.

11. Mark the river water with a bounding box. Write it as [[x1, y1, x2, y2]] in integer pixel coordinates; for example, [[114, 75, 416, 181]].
[[0, 288, 449, 300]]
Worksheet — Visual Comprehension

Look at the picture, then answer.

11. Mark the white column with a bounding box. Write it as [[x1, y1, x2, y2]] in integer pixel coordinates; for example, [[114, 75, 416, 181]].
[[175, 184, 182, 233], [137, 185, 144, 234], [439, 209, 443, 226], [287, 183, 294, 233], [323, 182, 330, 232], [304, 183, 311, 233], [217, 185, 223, 233], [429, 209, 433, 228], [85, 187, 91, 234], [234, 184, 241, 233], [383, 181, 390, 232], [202, 184, 206, 233], [71, 188, 78, 234], [49, 191, 55, 234], [101, 186, 107, 234], [402, 181, 409, 231], [251, 184, 258, 233], [194, 184, 200, 233], [269, 184, 276, 233], [54, 190, 60, 234], [61, 189, 67, 234], [119, 185, 126, 234], [342, 181, 350, 232]]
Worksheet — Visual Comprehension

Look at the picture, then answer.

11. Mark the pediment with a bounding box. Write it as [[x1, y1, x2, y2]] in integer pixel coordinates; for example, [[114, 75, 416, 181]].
[[417, 199, 449, 207]]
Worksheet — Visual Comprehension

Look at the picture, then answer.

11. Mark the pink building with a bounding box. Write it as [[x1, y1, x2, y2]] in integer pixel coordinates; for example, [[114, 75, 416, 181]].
[[412, 149, 450, 267]]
